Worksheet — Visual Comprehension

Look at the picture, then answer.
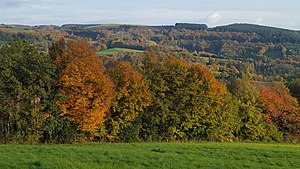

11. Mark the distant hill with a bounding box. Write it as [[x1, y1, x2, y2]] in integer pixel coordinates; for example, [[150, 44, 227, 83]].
[[213, 23, 300, 43], [1, 22, 300, 60], [1, 22, 300, 87]]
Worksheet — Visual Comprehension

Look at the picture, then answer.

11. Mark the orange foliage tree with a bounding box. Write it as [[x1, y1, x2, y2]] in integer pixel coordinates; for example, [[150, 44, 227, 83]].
[[52, 39, 114, 135], [260, 83, 300, 138]]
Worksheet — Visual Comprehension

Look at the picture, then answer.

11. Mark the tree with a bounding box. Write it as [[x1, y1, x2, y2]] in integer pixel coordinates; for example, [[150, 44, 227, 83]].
[[102, 61, 152, 141], [260, 83, 300, 140], [0, 39, 56, 143], [228, 78, 282, 141], [140, 53, 238, 141], [49, 38, 66, 74], [175, 63, 238, 141], [286, 79, 300, 105], [53, 39, 114, 136]]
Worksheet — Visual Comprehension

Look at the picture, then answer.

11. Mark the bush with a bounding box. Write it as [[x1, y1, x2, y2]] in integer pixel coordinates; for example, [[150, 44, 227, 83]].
[[41, 116, 76, 144]]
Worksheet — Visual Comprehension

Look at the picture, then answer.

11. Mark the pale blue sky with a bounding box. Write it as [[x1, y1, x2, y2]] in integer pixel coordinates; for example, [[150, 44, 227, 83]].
[[0, 0, 299, 30]]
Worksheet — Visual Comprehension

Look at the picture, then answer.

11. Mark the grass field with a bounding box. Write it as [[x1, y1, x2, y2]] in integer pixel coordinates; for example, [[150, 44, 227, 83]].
[[0, 142, 299, 169], [265, 50, 283, 59], [11, 28, 33, 33], [85, 24, 147, 30], [97, 48, 144, 56]]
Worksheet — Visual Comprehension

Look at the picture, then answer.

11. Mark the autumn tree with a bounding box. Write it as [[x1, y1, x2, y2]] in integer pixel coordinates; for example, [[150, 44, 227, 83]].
[[140, 53, 238, 141], [53, 39, 114, 136], [102, 61, 152, 141], [228, 78, 282, 141], [171, 62, 239, 141], [260, 83, 300, 140]]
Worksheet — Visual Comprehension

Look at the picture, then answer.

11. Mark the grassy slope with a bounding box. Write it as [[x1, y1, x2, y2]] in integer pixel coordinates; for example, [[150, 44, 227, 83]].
[[11, 28, 33, 33], [265, 50, 283, 59], [97, 48, 144, 56], [0, 142, 299, 169], [85, 24, 148, 30]]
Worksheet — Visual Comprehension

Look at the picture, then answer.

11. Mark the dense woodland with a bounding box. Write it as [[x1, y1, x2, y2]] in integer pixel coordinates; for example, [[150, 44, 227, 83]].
[[0, 23, 300, 143]]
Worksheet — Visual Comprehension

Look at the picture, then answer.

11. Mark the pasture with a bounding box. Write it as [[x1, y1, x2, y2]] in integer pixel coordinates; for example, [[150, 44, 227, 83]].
[[265, 50, 283, 60], [97, 48, 144, 56], [0, 142, 299, 169]]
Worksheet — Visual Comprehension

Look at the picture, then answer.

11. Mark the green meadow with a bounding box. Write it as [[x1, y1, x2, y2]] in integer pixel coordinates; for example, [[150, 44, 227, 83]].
[[265, 50, 283, 60], [11, 28, 33, 33], [97, 48, 144, 56], [0, 142, 299, 169]]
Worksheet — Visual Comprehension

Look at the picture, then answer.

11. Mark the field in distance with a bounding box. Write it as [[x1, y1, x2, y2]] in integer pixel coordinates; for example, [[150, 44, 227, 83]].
[[97, 48, 144, 56], [0, 142, 299, 169]]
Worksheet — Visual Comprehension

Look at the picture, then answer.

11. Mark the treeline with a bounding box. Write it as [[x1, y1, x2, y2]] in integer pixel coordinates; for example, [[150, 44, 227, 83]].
[[213, 23, 300, 44], [0, 39, 299, 143], [175, 23, 208, 30]]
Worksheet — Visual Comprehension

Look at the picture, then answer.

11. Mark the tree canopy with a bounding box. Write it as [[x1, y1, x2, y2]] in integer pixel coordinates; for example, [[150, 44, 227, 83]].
[[52, 39, 114, 136]]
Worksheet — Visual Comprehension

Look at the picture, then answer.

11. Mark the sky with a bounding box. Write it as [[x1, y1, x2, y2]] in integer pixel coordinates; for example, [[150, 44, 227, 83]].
[[0, 0, 299, 30]]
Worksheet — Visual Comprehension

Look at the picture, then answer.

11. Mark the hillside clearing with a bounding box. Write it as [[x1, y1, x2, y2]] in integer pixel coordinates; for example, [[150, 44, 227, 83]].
[[97, 48, 144, 56]]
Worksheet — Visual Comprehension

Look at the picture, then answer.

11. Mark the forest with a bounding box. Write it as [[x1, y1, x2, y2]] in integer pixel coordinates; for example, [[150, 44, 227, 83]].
[[0, 23, 300, 143]]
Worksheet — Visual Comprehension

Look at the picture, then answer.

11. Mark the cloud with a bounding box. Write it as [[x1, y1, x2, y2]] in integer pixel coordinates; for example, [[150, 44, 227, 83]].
[[107, 8, 209, 25], [206, 12, 222, 24], [0, 0, 42, 9], [255, 17, 263, 25]]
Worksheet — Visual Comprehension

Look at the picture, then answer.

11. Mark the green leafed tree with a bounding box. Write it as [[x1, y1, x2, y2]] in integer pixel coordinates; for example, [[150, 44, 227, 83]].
[[228, 78, 282, 141], [140, 52, 239, 141], [0, 39, 56, 143], [286, 78, 300, 105], [101, 61, 152, 141]]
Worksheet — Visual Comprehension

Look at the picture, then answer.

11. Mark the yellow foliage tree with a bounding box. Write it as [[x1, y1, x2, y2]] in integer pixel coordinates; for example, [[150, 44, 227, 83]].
[[54, 39, 114, 134], [104, 61, 152, 140]]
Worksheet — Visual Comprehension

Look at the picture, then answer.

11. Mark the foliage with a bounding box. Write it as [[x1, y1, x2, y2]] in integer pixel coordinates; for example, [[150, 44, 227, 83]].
[[175, 23, 208, 30], [260, 82, 300, 139], [0, 37, 300, 143], [286, 78, 300, 104], [228, 78, 282, 141], [53, 39, 114, 136], [49, 38, 67, 73], [41, 115, 76, 143], [102, 61, 152, 141], [213, 23, 300, 43], [0, 39, 56, 143], [140, 53, 238, 141]]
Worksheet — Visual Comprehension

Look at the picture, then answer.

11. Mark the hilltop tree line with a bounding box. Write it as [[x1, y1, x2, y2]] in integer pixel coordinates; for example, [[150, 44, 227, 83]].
[[213, 24, 300, 44], [0, 39, 299, 143]]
